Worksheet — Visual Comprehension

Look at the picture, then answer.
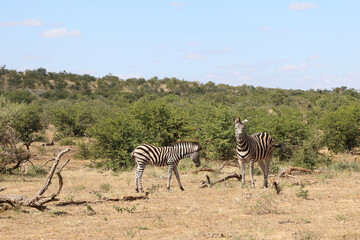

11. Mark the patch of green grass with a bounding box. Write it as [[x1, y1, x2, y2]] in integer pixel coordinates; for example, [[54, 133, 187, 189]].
[[49, 210, 67, 216], [113, 205, 136, 213], [243, 191, 279, 215], [37, 146, 47, 156], [137, 226, 149, 230], [336, 214, 347, 221], [73, 185, 86, 192], [293, 230, 318, 240], [296, 187, 309, 199], [64, 195, 75, 201], [100, 183, 111, 192], [331, 161, 360, 172], [85, 204, 96, 214], [75, 142, 92, 159], [147, 184, 159, 194], [26, 165, 48, 177], [300, 218, 311, 224], [59, 137, 76, 146]]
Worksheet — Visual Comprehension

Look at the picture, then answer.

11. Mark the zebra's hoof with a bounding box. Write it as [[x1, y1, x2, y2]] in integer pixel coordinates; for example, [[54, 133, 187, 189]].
[[135, 188, 139, 193], [180, 187, 184, 191]]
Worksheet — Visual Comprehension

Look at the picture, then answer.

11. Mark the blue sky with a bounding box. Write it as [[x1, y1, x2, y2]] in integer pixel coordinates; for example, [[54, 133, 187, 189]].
[[1, 1, 359, 90]]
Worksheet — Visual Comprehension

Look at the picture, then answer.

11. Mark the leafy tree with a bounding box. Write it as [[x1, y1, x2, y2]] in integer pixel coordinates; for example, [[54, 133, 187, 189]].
[[130, 96, 189, 146], [12, 104, 44, 150], [48, 101, 100, 137], [90, 112, 142, 170], [5, 90, 36, 103], [188, 100, 236, 160], [320, 104, 360, 153]]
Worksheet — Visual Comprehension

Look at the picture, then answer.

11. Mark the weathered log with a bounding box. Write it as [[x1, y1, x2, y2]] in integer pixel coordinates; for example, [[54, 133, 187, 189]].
[[199, 173, 242, 188], [286, 167, 313, 174], [0, 148, 70, 210], [192, 168, 217, 174], [280, 167, 313, 177]]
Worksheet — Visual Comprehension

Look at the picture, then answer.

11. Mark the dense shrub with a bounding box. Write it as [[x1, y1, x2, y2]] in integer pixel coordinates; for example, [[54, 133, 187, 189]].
[[90, 112, 142, 170], [320, 104, 360, 153], [130, 96, 189, 146]]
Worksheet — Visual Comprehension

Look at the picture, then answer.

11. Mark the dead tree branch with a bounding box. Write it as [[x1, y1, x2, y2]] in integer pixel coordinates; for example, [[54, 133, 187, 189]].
[[280, 167, 313, 177], [0, 148, 70, 210], [200, 173, 242, 188], [55, 192, 150, 206]]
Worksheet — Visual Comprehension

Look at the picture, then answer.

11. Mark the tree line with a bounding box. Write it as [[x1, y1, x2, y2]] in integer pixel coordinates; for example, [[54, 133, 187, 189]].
[[1, 66, 360, 172]]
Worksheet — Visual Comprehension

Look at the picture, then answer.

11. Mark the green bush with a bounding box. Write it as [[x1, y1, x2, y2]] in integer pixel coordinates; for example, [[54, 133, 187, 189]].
[[188, 100, 235, 160], [26, 165, 48, 177], [292, 139, 326, 170], [90, 112, 142, 170], [5, 90, 36, 103], [320, 104, 360, 153], [47, 101, 104, 137], [59, 138, 76, 146], [130, 96, 189, 146]]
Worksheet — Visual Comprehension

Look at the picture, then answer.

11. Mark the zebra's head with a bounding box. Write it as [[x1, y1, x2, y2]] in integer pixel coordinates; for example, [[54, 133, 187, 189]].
[[233, 117, 248, 140], [189, 142, 201, 167]]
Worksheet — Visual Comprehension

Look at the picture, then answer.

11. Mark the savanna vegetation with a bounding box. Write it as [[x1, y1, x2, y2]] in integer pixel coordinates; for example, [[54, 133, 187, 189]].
[[1, 65, 360, 173]]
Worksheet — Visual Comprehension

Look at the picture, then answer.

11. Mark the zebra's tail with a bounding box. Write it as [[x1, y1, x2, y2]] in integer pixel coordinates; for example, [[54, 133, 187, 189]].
[[130, 150, 136, 159]]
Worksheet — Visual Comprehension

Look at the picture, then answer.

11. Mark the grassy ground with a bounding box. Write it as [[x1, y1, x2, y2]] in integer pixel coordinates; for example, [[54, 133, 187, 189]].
[[1, 142, 360, 240]]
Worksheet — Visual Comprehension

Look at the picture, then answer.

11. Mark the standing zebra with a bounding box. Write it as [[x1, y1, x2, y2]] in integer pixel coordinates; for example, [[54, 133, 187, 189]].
[[131, 141, 201, 192], [234, 117, 278, 188]]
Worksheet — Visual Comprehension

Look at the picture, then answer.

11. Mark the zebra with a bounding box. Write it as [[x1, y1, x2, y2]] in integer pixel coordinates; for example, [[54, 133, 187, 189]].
[[131, 141, 201, 192], [234, 117, 279, 188]]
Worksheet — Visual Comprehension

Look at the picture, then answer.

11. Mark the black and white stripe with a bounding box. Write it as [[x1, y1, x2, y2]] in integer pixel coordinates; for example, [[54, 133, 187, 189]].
[[131, 141, 201, 192], [234, 117, 277, 188]]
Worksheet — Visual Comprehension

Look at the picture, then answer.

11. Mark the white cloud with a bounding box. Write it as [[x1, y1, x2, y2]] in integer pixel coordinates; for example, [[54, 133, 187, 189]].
[[288, 2, 318, 11], [185, 54, 206, 60], [170, 2, 186, 8], [278, 63, 308, 72], [40, 28, 82, 38], [0, 19, 42, 26]]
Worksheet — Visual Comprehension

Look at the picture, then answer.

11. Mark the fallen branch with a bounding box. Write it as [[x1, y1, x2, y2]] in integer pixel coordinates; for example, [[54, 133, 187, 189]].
[[280, 167, 313, 177], [200, 173, 242, 188], [0, 148, 70, 210], [55, 192, 150, 206], [192, 167, 217, 174]]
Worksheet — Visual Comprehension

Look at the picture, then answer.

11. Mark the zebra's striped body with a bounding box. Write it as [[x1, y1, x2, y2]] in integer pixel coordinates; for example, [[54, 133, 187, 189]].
[[131, 141, 201, 192], [234, 117, 275, 188]]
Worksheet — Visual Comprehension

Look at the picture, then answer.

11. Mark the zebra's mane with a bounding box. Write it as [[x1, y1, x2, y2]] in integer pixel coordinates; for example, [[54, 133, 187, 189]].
[[171, 141, 201, 150]]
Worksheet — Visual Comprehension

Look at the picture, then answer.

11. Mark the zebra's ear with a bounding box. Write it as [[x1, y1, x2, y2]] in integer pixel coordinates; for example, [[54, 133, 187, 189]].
[[243, 119, 248, 124], [233, 116, 241, 123]]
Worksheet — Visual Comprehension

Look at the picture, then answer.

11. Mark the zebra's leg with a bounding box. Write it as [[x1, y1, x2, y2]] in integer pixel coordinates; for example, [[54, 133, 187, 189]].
[[264, 155, 272, 188], [173, 166, 184, 191], [249, 160, 255, 188], [135, 167, 139, 193], [238, 158, 246, 186], [167, 165, 174, 190], [135, 163, 146, 192], [258, 160, 267, 188]]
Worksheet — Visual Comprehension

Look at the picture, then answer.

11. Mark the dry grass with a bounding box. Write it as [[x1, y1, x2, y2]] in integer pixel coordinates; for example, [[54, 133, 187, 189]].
[[1, 144, 360, 239]]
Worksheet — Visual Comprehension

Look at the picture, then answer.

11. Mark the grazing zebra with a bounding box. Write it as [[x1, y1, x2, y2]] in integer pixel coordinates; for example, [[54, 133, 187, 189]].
[[234, 117, 279, 188], [131, 141, 201, 192]]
